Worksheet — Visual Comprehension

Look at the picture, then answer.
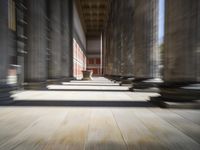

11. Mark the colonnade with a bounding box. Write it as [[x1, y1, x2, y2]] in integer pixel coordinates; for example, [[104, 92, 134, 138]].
[[103, 0, 200, 103], [0, 0, 199, 105], [0, 0, 73, 103]]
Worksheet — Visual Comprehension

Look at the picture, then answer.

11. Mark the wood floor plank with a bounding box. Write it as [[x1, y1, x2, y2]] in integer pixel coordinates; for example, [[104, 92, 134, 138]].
[[150, 108, 200, 143], [133, 109, 200, 150], [0, 109, 68, 150], [171, 110, 200, 126], [112, 108, 168, 150], [85, 109, 127, 150], [0, 108, 51, 146], [43, 108, 91, 150]]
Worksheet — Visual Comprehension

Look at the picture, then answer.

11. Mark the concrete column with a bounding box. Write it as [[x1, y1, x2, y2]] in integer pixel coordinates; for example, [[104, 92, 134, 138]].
[[104, 26, 112, 76], [198, 1, 200, 82], [133, 0, 158, 80], [24, 0, 47, 89], [61, 0, 73, 80], [0, 0, 12, 103], [114, 0, 123, 78], [164, 0, 200, 83], [109, 7, 115, 78], [105, 0, 135, 82], [120, 0, 134, 78], [104, 0, 123, 80], [47, 0, 62, 80], [112, 1, 117, 76], [118, 0, 135, 84], [105, 18, 114, 77], [130, 0, 160, 91], [151, 0, 200, 107], [102, 31, 106, 75], [112, 1, 119, 77], [0, 0, 9, 83]]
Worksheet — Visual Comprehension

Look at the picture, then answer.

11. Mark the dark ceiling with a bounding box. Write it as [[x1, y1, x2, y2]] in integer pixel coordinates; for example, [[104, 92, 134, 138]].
[[76, 0, 110, 37]]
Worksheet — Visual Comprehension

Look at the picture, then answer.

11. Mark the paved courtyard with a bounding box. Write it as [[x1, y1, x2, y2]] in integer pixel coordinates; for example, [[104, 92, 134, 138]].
[[0, 77, 199, 150]]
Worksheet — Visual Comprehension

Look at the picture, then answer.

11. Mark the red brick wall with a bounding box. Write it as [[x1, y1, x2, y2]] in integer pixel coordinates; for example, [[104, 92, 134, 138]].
[[87, 57, 102, 76], [73, 39, 87, 79]]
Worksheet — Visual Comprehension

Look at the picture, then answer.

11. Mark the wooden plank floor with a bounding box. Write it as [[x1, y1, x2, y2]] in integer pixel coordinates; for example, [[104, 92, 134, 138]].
[[0, 77, 199, 150]]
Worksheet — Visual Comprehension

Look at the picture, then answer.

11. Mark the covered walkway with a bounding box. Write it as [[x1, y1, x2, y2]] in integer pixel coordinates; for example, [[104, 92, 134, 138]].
[[0, 0, 200, 149], [0, 78, 199, 149]]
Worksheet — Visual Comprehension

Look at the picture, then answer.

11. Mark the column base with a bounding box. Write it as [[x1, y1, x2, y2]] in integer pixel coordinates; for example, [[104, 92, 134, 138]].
[[0, 84, 14, 104], [129, 78, 162, 92], [150, 83, 200, 109], [104, 74, 112, 79], [68, 77, 76, 81], [24, 82, 47, 90], [47, 79, 62, 85], [46, 77, 74, 85], [109, 75, 122, 83], [61, 77, 74, 82], [119, 76, 135, 86]]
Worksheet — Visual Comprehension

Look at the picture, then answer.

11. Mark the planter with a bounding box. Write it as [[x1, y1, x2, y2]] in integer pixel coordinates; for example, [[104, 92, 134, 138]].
[[82, 70, 93, 80]]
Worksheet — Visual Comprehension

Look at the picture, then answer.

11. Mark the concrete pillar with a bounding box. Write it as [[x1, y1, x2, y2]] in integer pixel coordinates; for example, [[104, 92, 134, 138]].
[[120, 0, 134, 78], [47, 0, 62, 81], [0, 0, 12, 103], [164, 0, 200, 83], [130, 0, 160, 90], [104, 26, 112, 76], [0, 0, 9, 83], [105, 17, 113, 77], [114, 0, 123, 78], [104, 0, 135, 82], [102, 31, 106, 75], [153, 0, 200, 105], [133, 0, 158, 80], [112, 0, 119, 77], [112, 1, 117, 76], [24, 0, 47, 89], [118, 0, 135, 84], [108, 6, 115, 78], [16, 0, 26, 88], [61, 0, 73, 80]]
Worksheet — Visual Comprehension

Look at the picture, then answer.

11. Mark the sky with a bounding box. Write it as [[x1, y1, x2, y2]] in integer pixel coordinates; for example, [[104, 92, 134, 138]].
[[158, 0, 165, 44]]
